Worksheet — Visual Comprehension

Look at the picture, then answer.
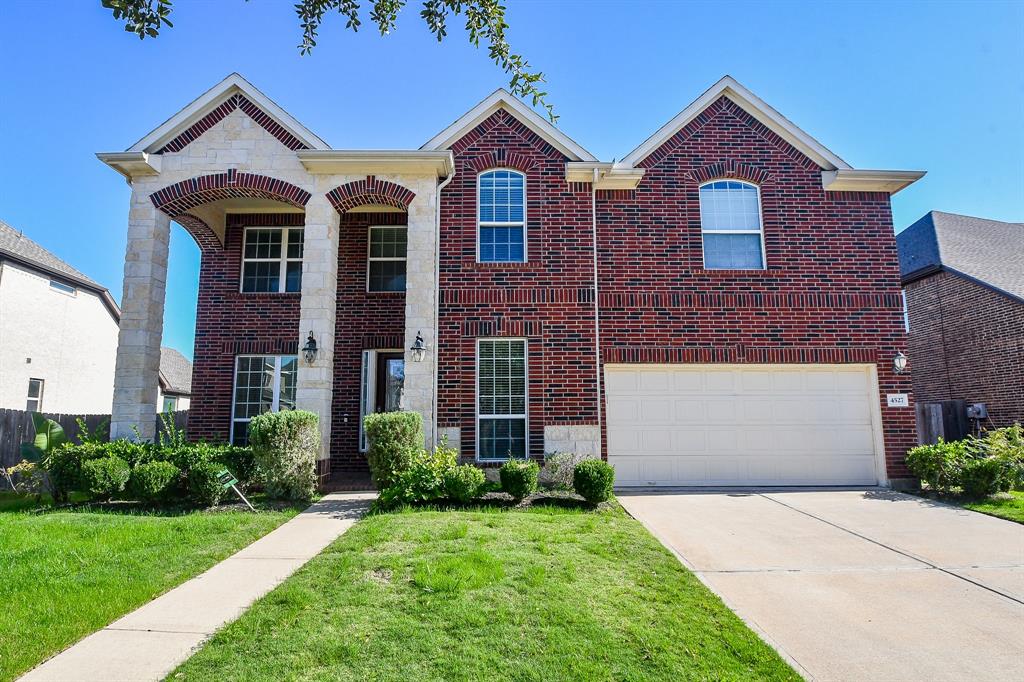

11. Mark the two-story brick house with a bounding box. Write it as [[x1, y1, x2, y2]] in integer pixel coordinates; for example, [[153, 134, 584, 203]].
[[99, 74, 923, 488]]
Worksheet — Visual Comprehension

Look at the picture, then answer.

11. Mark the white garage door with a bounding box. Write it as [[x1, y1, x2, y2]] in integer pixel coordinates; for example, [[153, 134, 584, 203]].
[[605, 364, 882, 487]]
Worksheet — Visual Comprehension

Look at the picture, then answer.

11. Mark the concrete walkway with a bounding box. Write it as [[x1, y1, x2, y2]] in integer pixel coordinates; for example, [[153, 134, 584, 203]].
[[619, 489, 1024, 682], [20, 492, 375, 682]]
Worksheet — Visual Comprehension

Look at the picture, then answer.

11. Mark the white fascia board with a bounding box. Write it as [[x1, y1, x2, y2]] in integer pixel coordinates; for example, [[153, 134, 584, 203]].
[[127, 73, 330, 153], [618, 76, 852, 171], [96, 152, 162, 182], [421, 89, 598, 162], [565, 162, 645, 189], [822, 169, 926, 195], [296, 150, 454, 177]]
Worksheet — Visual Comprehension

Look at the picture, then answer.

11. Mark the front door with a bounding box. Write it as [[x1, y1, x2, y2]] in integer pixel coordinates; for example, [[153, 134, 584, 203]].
[[375, 352, 405, 413]]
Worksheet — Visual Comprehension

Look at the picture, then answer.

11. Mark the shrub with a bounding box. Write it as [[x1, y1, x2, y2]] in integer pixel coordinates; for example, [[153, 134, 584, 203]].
[[249, 410, 319, 502], [128, 461, 181, 503], [960, 458, 1004, 498], [188, 461, 225, 507], [905, 439, 970, 492], [377, 442, 458, 509], [80, 456, 130, 501], [104, 439, 154, 468], [980, 424, 1024, 491], [573, 459, 615, 505], [6, 460, 46, 498], [363, 411, 423, 489], [444, 464, 486, 503], [499, 459, 539, 502], [212, 445, 259, 489], [540, 451, 589, 490]]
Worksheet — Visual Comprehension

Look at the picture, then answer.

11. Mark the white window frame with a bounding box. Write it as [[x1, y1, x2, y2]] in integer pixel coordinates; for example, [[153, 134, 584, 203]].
[[475, 337, 529, 462], [698, 179, 766, 271], [477, 169, 527, 263], [49, 280, 77, 296], [366, 225, 408, 293], [239, 226, 304, 293], [358, 348, 404, 452], [229, 354, 297, 444], [901, 290, 910, 332], [162, 395, 179, 413], [26, 378, 44, 412]]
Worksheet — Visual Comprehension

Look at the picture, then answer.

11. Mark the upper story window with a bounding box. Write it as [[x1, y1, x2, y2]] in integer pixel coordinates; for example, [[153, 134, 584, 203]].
[[478, 169, 526, 263], [49, 280, 77, 296], [241, 227, 304, 293], [367, 226, 407, 292], [26, 378, 44, 412], [699, 180, 765, 270]]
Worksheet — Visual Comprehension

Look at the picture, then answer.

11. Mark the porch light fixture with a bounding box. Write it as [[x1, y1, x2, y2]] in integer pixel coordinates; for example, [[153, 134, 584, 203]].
[[893, 351, 908, 375], [301, 331, 318, 365], [410, 331, 427, 363]]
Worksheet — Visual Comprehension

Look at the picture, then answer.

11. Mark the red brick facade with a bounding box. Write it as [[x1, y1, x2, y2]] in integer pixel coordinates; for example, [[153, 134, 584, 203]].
[[905, 270, 1024, 426], [180, 94, 916, 482]]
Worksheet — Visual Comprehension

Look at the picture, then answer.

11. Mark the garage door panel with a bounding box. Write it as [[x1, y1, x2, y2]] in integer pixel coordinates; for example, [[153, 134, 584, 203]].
[[606, 364, 880, 487]]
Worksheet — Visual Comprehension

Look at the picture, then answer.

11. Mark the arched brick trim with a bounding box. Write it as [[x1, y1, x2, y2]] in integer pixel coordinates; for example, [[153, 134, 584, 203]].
[[467, 149, 537, 174], [173, 214, 222, 250], [157, 93, 311, 153], [326, 176, 416, 213], [689, 160, 773, 186], [151, 170, 311, 218]]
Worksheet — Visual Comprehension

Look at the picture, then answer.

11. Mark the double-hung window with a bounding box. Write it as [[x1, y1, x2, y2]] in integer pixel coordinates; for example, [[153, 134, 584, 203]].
[[477, 339, 527, 460], [26, 378, 44, 412], [699, 180, 765, 270], [231, 355, 297, 444], [241, 227, 304, 292], [367, 226, 408, 292], [478, 169, 526, 262]]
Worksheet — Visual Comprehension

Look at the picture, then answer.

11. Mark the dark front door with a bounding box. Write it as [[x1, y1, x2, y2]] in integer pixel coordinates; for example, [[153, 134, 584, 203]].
[[375, 352, 405, 413]]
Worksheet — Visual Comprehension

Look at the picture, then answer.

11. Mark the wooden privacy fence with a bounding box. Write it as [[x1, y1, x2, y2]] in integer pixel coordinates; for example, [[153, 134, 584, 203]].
[[915, 400, 969, 445], [0, 409, 189, 471]]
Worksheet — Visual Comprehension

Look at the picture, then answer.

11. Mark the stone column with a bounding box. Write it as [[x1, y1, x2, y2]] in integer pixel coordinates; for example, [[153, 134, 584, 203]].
[[402, 182, 438, 447], [296, 192, 340, 472], [111, 189, 170, 441]]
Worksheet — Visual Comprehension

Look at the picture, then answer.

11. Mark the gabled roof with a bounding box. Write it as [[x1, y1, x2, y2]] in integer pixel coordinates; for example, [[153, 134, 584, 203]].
[[421, 89, 598, 162], [160, 347, 193, 396], [128, 73, 330, 153], [618, 75, 852, 171], [898, 211, 1024, 302]]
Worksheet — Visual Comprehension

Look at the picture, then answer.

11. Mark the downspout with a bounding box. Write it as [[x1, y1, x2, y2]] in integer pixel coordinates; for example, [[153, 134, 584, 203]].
[[592, 168, 603, 458], [432, 159, 456, 446]]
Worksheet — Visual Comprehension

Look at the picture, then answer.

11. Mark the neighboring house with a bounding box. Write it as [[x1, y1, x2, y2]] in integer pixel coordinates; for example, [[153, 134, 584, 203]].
[[898, 211, 1024, 426], [0, 219, 120, 414], [158, 347, 192, 412], [99, 73, 923, 487]]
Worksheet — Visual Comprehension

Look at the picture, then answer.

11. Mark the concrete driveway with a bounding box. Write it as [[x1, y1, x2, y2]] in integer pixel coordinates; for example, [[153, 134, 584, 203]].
[[618, 489, 1024, 682]]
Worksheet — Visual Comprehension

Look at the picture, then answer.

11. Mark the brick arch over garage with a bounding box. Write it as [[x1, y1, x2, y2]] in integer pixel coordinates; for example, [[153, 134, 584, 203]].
[[149, 169, 312, 248], [326, 176, 416, 213]]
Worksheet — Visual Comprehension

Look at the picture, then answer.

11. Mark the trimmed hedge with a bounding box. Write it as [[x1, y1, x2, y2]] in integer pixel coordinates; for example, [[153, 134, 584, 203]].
[[573, 459, 615, 505], [81, 456, 130, 501], [363, 411, 423, 489], [499, 459, 539, 502], [444, 464, 486, 503], [188, 460, 225, 507], [128, 461, 181, 503], [249, 410, 319, 502]]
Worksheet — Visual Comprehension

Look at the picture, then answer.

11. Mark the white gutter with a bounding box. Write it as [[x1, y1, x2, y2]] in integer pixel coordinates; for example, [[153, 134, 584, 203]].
[[591, 168, 603, 458], [432, 160, 456, 446]]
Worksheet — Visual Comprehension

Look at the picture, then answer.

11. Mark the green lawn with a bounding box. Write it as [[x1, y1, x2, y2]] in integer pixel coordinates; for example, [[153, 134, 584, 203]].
[[963, 490, 1024, 524], [174, 502, 797, 681], [0, 492, 301, 681]]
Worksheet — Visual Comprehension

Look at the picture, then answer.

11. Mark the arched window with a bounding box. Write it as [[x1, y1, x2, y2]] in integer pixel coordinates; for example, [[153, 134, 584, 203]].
[[699, 180, 765, 270], [478, 169, 526, 262]]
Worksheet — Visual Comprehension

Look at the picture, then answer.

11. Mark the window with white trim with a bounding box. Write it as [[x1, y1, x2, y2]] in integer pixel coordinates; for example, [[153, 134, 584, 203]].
[[699, 180, 765, 270], [367, 226, 407, 292], [231, 355, 297, 444], [26, 378, 43, 412], [49, 280, 77, 296], [477, 339, 527, 460], [478, 169, 526, 262], [241, 227, 304, 292]]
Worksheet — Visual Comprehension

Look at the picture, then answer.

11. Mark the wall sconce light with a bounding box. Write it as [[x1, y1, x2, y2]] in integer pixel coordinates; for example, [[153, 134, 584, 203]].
[[893, 351, 908, 375], [302, 331, 318, 365], [410, 331, 427, 363]]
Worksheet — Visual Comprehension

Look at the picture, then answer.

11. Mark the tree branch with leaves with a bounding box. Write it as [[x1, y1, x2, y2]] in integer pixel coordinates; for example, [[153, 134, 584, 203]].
[[101, 0, 556, 121]]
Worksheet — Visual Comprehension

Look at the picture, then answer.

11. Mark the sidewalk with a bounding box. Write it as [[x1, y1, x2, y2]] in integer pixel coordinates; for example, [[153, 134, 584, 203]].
[[19, 492, 375, 682]]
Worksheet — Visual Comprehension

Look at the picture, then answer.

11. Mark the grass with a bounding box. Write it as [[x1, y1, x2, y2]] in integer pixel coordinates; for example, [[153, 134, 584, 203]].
[[0, 491, 302, 681], [962, 490, 1024, 524], [173, 502, 798, 681]]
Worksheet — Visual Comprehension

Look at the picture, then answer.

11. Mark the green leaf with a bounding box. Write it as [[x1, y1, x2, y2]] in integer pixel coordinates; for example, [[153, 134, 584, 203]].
[[31, 412, 67, 453], [20, 443, 45, 463]]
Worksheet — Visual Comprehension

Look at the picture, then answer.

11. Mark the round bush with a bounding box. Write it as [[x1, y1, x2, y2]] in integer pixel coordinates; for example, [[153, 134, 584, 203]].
[[81, 455, 131, 501], [573, 459, 615, 505], [960, 458, 1003, 498], [249, 410, 319, 502], [213, 445, 258, 489], [128, 461, 181, 503], [444, 464, 486, 503], [363, 411, 423, 489], [188, 461, 225, 507], [499, 459, 539, 502]]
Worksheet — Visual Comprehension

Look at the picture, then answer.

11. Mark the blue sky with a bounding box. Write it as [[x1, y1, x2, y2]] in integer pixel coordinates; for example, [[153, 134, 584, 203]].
[[0, 0, 1021, 361]]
